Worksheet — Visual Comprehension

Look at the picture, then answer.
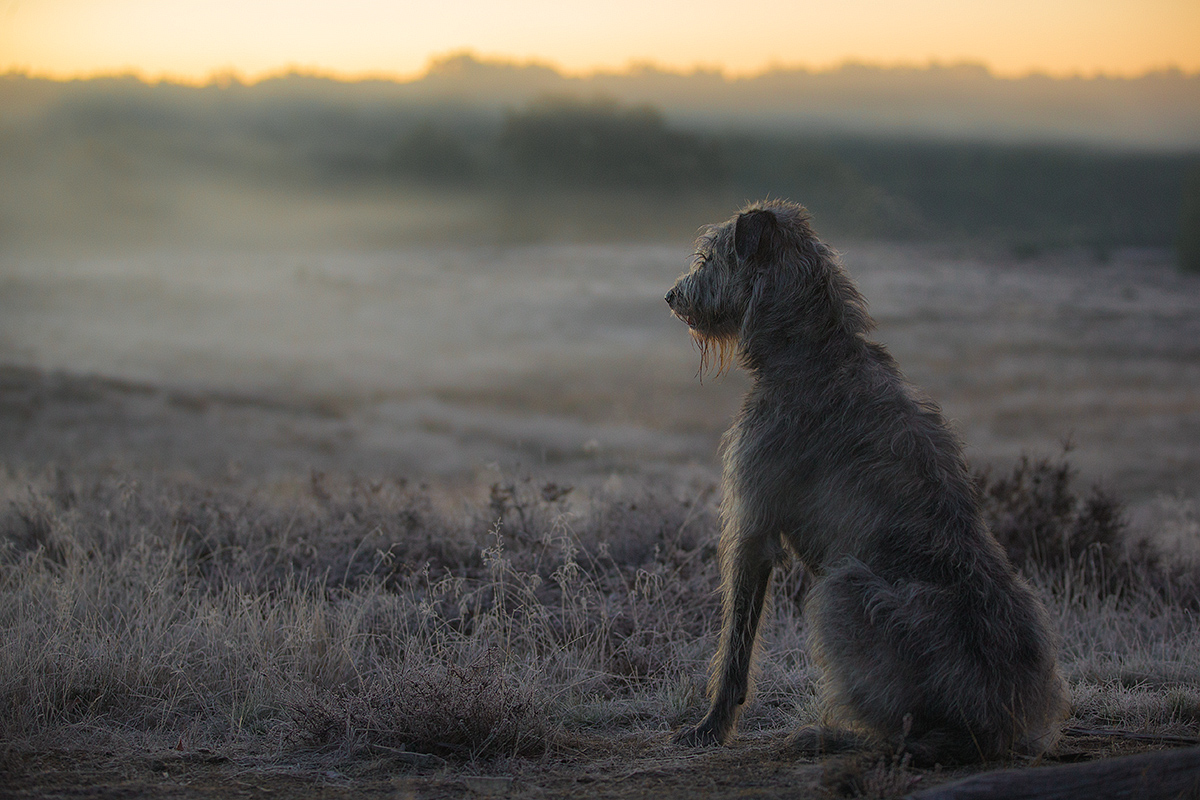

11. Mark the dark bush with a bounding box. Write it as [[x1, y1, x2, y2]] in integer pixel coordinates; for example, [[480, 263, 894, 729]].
[[971, 452, 1199, 604], [976, 453, 1127, 572], [498, 97, 726, 190]]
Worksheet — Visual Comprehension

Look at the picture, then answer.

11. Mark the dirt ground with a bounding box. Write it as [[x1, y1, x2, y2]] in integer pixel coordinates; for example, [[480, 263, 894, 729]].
[[1, 735, 823, 800], [3, 730, 1191, 800]]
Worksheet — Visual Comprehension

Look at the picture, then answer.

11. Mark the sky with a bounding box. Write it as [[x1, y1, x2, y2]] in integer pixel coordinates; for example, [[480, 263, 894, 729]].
[[2, 0, 1198, 82]]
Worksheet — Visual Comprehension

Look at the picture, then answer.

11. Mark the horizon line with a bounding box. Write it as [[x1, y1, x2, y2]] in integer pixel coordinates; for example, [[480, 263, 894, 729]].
[[5, 50, 1199, 89]]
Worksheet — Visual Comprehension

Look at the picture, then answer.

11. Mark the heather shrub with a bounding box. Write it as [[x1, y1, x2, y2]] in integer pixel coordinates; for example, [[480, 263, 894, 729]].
[[976, 451, 1199, 607], [977, 452, 1129, 571]]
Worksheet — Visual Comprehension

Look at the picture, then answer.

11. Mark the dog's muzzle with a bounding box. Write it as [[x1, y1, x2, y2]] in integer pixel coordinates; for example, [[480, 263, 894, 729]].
[[665, 290, 697, 329], [665, 287, 692, 325]]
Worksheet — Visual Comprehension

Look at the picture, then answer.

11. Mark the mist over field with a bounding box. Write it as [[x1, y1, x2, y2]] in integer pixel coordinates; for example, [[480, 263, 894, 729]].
[[2, 59, 1199, 500]]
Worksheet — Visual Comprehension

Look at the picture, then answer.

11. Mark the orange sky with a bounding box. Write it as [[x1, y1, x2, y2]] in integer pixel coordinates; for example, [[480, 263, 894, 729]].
[[2, 0, 1198, 82]]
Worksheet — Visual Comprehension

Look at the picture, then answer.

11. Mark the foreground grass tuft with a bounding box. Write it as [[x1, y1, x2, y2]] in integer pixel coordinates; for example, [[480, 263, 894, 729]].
[[286, 652, 545, 759]]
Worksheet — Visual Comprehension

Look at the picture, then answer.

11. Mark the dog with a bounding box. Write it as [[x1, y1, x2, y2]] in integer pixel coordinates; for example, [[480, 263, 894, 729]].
[[665, 200, 1068, 763]]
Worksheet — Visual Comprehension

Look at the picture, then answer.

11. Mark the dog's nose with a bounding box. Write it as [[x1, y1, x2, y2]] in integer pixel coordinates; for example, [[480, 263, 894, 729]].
[[665, 288, 676, 306]]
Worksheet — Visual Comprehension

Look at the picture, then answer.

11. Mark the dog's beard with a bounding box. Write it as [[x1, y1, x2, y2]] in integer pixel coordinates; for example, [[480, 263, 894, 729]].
[[690, 328, 736, 378]]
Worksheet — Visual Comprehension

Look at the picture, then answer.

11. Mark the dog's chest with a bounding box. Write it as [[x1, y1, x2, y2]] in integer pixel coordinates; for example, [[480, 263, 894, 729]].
[[722, 392, 832, 484]]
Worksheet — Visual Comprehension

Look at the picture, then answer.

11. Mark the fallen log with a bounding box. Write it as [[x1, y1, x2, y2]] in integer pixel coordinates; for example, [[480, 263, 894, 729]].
[[906, 745, 1200, 800], [1062, 726, 1200, 746]]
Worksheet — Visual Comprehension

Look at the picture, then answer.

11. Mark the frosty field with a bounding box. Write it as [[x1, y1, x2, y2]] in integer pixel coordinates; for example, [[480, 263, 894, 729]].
[[1, 241, 1197, 501]]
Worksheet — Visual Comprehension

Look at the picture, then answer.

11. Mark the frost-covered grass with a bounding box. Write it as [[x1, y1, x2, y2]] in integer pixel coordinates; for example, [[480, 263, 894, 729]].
[[1, 460, 1196, 768]]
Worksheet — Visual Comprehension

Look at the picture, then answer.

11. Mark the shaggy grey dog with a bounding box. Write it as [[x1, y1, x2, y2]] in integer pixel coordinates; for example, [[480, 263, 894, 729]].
[[665, 200, 1068, 764]]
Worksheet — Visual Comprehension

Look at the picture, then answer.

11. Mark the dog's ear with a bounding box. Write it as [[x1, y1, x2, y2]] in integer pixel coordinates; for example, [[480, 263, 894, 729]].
[[734, 209, 777, 263]]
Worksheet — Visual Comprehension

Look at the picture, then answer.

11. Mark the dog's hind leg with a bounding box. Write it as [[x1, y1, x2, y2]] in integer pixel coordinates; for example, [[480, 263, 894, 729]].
[[803, 558, 1016, 764], [674, 530, 775, 746], [803, 559, 973, 756]]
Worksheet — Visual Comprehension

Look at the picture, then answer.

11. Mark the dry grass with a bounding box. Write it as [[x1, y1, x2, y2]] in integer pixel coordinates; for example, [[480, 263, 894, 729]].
[[0, 459, 1197, 780], [0, 469, 724, 765]]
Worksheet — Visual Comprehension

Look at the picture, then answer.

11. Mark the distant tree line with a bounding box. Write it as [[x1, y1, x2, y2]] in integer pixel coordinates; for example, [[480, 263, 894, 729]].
[[3, 73, 1197, 256], [387, 98, 1196, 253]]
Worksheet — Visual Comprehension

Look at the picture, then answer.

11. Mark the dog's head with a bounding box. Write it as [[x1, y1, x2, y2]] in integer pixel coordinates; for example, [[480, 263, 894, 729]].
[[665, 201, 808, 371], [666, 200, 870, 373]]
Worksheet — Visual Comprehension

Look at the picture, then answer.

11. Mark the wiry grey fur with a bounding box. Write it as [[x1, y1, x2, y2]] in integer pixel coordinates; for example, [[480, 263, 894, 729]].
[[665, 200, 1068, 764]]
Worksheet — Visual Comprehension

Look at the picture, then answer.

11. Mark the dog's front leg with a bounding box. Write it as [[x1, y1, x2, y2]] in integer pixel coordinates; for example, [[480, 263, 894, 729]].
[[674, 532, 774, 746]]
